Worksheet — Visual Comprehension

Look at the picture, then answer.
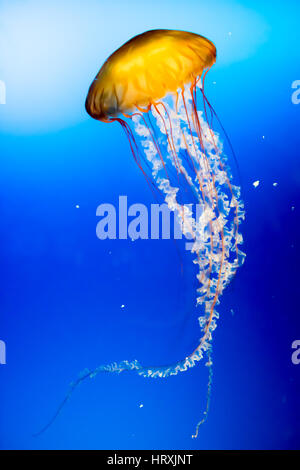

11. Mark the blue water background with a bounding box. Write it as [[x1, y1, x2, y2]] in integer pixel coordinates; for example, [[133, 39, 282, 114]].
[[0, 0, 299, 449]]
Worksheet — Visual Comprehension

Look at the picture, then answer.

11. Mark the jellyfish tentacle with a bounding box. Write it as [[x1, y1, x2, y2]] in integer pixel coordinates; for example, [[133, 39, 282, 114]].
[[180, 87, 221, 314], [173, 88, 217, 305], [189, 84, 229, 314], [34, 350, 213, 437], [198, 85, 245, 278], [116, 118, 158, 198], [153, 101, 201, 197], [154, 102, 181, 173], [131, 111, 171, 181], [132, 82, 245, 363], [132, 94, 222, 371], [192, 345, 213, 439]]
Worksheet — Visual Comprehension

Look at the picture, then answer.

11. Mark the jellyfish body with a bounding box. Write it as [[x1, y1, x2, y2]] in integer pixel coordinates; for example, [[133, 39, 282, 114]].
[[85, 29, 245, 436], [37, 30, 245, 439]]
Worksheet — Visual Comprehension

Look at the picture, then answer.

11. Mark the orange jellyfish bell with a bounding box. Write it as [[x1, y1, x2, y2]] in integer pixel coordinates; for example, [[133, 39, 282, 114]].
[[85, 29, 216, 120]]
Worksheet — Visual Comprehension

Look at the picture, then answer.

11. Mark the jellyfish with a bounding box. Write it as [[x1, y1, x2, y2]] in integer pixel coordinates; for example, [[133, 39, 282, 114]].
[[36, 30, 245, 438]]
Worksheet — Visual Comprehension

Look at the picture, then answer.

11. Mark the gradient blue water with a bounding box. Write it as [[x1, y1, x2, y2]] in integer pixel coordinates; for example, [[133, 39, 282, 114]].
[[0, 0, 299, 450]]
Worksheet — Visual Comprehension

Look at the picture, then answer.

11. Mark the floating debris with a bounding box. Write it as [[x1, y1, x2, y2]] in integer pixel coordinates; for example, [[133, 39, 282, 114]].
[[121, 304, 125, 309], [253, 180, 260, 188], [273, 182, 278, 187], [75, 204, 80, 209], [139, 403, 144, 408]]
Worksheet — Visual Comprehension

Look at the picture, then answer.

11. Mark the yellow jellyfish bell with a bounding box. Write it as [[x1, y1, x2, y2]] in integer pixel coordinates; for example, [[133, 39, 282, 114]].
[[85, 29, 216, 120]]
